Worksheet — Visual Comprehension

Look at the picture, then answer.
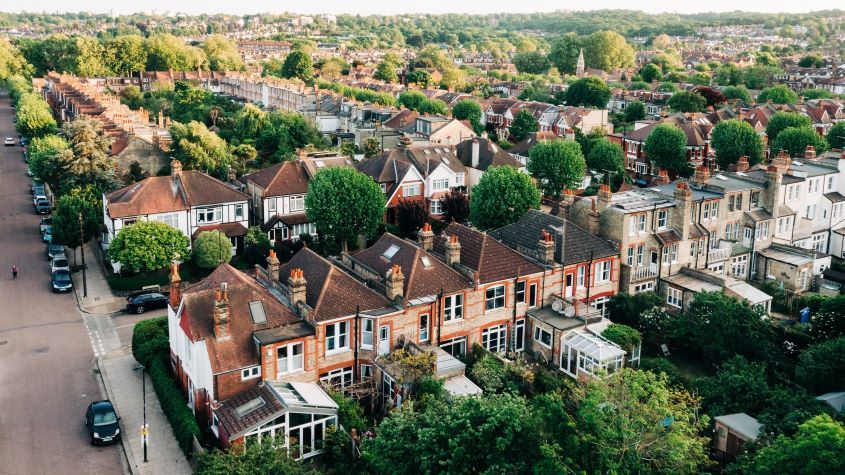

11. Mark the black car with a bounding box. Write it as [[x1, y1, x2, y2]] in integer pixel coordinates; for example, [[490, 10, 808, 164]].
[[85, 400, 120, 445], [51, 270, 73, 293], [35, 200, 51, 215], [126, 292, 168, 314], [46, 243, 65, 261]]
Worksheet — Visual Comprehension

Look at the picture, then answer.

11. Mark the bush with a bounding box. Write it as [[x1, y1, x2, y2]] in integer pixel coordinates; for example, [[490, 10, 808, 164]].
[[192, 230, 233, 269], [329, 391, 368, 433], [106, 272, 171, 292], [132, 317, 169, 367], [639, 357, 684, 387]]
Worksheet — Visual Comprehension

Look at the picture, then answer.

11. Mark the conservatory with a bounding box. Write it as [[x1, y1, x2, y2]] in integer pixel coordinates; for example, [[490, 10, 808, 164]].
[[559, 330, 626, 379], [213, 381, 338, 459]]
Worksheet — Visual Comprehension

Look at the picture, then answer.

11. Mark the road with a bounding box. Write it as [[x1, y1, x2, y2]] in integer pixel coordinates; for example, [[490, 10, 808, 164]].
[[0, 90, 124, 474]]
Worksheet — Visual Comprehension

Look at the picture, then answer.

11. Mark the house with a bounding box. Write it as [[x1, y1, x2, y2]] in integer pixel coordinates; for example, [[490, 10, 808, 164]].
[[103, 160, 249, 272], [454, 137, 525, 190], [755, 243, 830, 296], [241, 152, 353, 244], [816, 392, 845, 412], [400, 115, 476, 145], [713, 413, 762, 462], [355, 143, 427, 223], [507, 131, 559, 166], [660, 267, 772, 313], [553, 107, 613, 137]]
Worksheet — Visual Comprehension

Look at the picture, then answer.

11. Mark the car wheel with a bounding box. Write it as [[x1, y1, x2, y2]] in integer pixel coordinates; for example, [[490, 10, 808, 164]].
[[136, 306, 145, 314]]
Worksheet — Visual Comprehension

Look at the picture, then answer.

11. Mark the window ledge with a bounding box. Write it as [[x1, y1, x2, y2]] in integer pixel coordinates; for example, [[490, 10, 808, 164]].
[[443, 318, 464, 326], [276, 369, 304, 379], [325, 348, 351, 357]]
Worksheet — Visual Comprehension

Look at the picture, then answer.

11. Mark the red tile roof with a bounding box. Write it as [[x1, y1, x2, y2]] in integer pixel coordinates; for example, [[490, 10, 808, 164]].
[[434, 223, 543, 283]]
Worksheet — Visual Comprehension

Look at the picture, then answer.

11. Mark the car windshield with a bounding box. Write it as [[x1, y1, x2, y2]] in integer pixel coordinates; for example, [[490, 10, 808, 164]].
[[54, 273, 71, 283], [53, 259, 68, 267], [93, 411, 117, 426]]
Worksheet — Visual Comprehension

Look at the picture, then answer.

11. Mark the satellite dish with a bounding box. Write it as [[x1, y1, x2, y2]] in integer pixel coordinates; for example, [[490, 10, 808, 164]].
[[552, 299, 564, 312], [563, 304, 576, 318]]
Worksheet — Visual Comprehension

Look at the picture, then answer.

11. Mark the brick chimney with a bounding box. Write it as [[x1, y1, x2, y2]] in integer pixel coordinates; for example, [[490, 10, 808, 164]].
[[386, 264, 404, 301], [672, 182, 692, 239], [692, 165, 710, 187], [654, 169, 670, 185], [170, 159, 183, 176], [213, 283, 230, 339], [804, 145, 816, 160], [763, 166, 783, 220], [597, 184, 612, 212], [288, 268, 307, 306], [444, 234, 461, 267], [735, 156, 750, 172], [538, 230, 555, 265], [267, 250, 280, 281], [418, 222, 434, 251], [169, 260, 182, 308], [771, 150, 792, 173], [557, 188, 575, 219]]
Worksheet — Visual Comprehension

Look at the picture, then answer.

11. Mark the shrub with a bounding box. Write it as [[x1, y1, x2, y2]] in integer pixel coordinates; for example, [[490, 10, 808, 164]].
[[106, 273, 171, 292], [639, 357, 684, 387], [132, 316, 168, 366], [329, 391, 368, 433], [192, 230, 233, 269]]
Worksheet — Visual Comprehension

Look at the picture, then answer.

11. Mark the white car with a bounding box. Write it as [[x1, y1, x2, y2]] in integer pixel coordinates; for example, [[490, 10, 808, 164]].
[[4, 137, 14, 146], [50, 255, 70, 274]]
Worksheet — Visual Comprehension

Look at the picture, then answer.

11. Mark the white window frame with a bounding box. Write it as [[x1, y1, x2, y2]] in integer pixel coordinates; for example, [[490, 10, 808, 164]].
[[431, 178, 449, 191], [485, 285, 505, 311], [360, 364, 373, 380], [361, 318, 374, 350], [320, 366, 353, 389], [594, 261, 611, 283], [577, 266, 586, 287], [234, 204, 244, 220], [533, 325, 552, 349], [197, 207, 222, 224], [277, 342, 304, 376], [419, 313, 430, 343], [325, 321, 349, 354], [440, 336, 467, 358], [290, 195, 305, 213], [667, 287, 683, 308], [443, 294, 463, 322], [514, 319, 525, 352], [429, 200, 443, 215], [403, 183, 421, 197], [268, 198, 277, 213], [482, 324, 507, 353], [241, 366, 261, 381], [657, 210, 667, 229]]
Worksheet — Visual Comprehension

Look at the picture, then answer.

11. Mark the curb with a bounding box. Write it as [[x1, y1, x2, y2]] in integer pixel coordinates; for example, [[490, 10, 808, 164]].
[[96, 356, 139, 475]]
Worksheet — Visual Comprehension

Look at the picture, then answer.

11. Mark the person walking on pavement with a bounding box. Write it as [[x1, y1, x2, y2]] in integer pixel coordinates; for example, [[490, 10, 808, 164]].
[[11, 264, 19, 279]]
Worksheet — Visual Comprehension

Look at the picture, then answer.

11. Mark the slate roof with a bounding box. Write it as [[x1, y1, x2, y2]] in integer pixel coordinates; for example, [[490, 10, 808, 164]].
[[507, 131, 558, 156], [180, 264, 300, 374], [433, 222, 543, 284], [106, 170, 247, 219], [280, 247, 392, 322], [490, 210, 619, 266], [213, 383, 285, 440], [350, 233, 471, 300], [454, 137, 524, 171]]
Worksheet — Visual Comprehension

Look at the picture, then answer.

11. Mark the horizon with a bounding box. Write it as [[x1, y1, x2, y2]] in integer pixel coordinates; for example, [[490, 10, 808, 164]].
[[3, 2, 844, 17]]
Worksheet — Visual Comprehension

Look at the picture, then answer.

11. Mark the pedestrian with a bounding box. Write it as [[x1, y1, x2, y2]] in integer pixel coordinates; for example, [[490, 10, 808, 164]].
[[11, 264, 19, 280]]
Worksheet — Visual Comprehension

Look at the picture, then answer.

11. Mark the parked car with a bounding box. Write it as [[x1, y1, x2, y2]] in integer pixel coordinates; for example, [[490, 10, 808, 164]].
[[126, 292, 169, 314], [35, 200, 51, 215], [4, 137, 14, 146], [31, 182, 44, 195], [46, 243, 64, 261], [40, 216, 52, 234], [33, 194, 47, 206], [41, 226, 53, 242], [50, 256, 69, 274], [51, 269, 73, 293], [26, 168, 33, 177], [84, 400, 120, 445]]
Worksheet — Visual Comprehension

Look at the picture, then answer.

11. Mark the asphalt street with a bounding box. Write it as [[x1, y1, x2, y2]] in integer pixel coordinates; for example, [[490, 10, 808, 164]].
[[0, 90, 124, 474]]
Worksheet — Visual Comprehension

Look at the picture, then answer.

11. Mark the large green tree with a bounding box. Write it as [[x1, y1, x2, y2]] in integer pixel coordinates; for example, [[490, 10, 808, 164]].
[[192, 230, 233, 269], [280, 50, 314, 82], [825, 122, 845, 150], [451, 99, 483, 133], [736, 415, 845, 475], [564, 76, 612, 108], [527, 139, 586, 197], [50, 194, 100, 252], [586, 138, 625, 182], [623, 100, 646, 123], [723, 85, 753, 103], [548, 32, 581, 74], [169, 121, 232, 175], [513, 51, 551, 74], [582, 31, 635, 72], [766, 112, 812, 143], [668, 91, 707, 113], [644, 124, 689, 175], [711, 119, 765, 169], [73, 36, 110, 77], [26, 134, 69, 190], [509, 109, 538, 142], [373, 61, 398, 83], [639, 63, 662, 83], [15, 93, 57, 138], [771, 127, 829, 157], [795, 336, 845, 394], [104, 35, 148, 76], [196, 437, 307, 475], [108, 221, 191, 273], [56, 115, 118, 193], [145, 34, 207, 71], [202, 35, 244, 71], [757, 85, 798, 104], [470, 166, 541, 231], [0, 38, 32, 80], [305, 167, 385, 252]]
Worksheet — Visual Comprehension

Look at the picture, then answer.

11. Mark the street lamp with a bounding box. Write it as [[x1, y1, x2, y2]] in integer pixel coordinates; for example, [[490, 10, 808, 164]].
[[133, 364, 149, 463], [78, 212, 87, 298]]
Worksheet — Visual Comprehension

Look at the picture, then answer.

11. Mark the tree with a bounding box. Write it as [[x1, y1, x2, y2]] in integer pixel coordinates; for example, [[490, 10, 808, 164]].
[[644, 124, 689, 175], [439, 67, 466, 91], [441, 189, 470, 223], [509, 109, 538, 142], [758, 85, 798, 104], [586, 138, 625, 184], [795, 336, 845, 394], [623, 100, 646, 123], [406, 69, 432, 88], [196, 437, 307, 475], [0, 38, 32, 80], [737, 415, 845, 475], [582, 31, 635, 72], [397, 90, 426, 111], [723, 85, 753, 103], [361, 137, 381, 158], [695, 356, 771, 417], [668, 91, 707, 113], [374, 61, 398, 83], [281, 50, 313, 82], [50, 195, 99, 251], [667, 291, 777, 364], [601, 324, 641, 355], [470, 166, 541, 231], [318, 58, 345, 80], [571, 369, 710, 474], [245, 226, 271, 252], [695, 86, 727, 108], [108, 221, 191, 273], [26, 135, 67, 191], [202, 35, 244, 71], [564, 77, 612, 108], [104, 35, 147, 76], [255, 111, 325, 162], [73, 36, 110, 77], [548, 32, 582, 74], [145, 34, 207, 71], [714, 63, 743, 86], [607, 291, 663, 328], [452, 99, 483, 133], [639, 63, 662, 83], [57, 115, 118, 193], [527, 139, 586, 197], [711, 119, 765, 169], [798, 54, 825, 68], [766, 112, 812, 143], [513, 51, 550, 75], [169, 121, 233, 176], [193, 230, 233, 269], [771, 127, 829, 157], [234, 103, 267, 140], [827, 122, 845, 150], [396, 199, 428, 237], [15, 93, 57, 138], [305, 167, 385, 252]]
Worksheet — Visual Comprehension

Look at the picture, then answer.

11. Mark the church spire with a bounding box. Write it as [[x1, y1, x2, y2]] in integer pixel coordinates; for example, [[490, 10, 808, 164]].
[[576, 48, 585, 77]]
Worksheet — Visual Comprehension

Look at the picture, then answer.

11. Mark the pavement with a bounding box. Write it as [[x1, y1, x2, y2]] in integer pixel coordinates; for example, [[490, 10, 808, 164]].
[[99, 352, 193, 475], [71, 242, 126, 315], [0, 90, 124, 474]]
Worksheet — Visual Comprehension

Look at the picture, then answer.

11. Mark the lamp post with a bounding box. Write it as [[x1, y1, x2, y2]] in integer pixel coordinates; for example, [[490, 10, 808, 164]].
[[78, 212, 87, 297], [134, 364, 148, 463]]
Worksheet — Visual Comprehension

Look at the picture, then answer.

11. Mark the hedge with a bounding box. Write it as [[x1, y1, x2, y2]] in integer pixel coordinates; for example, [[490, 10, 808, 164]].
[[132, 317, 203, 456], [107, 273, 171, 292]]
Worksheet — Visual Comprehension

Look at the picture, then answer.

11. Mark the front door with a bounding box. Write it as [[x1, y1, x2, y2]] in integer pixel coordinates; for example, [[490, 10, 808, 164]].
[[378, 325, 390, 356], [649, 251, 658, 273], [565, 274, 574, 298]]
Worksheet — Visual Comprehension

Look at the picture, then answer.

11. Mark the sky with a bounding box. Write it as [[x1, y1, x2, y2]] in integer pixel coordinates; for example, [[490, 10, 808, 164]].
[[5, 1, 844, 16]]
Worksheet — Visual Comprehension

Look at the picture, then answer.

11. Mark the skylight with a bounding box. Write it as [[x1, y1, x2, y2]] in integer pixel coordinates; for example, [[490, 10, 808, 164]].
[[315, 160, 325, 168], [249, 300, 267, 324], [420, 256, 432, 268], [423, 149, 431, 155], [383, 244, 401, 260], [235, 397, 266, 418]]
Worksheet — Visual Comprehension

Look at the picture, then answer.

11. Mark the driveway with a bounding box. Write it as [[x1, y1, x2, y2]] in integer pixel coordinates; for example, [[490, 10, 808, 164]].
[[0, 90, 124, 474]]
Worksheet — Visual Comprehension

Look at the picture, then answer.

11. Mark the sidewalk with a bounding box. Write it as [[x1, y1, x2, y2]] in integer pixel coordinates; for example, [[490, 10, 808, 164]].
[[71, 242, 125, 314], [99, 352, 192, 475]]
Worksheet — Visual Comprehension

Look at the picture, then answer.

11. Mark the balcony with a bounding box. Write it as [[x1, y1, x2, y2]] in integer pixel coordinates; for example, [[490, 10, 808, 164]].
[[623, 264, 658, 283], [708, 241, 731, 262]]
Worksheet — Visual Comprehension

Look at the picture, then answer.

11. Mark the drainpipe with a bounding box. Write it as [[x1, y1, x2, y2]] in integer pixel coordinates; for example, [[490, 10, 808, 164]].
[[353, 305, 360, 381], [435, 288, 443, 345]]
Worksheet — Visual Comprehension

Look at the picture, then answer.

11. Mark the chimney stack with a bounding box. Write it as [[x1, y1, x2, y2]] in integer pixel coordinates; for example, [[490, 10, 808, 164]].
[[654, 169, 670, 185], [692, 165, 710, 187], [169, 260, 182, 309], [386, 264, 404, 301], [170, 159, 183, 176], [771, 150, 792, 173], [735, 156, 750, 172], [418, 222, 434, 251], [213, 283, 230, 339], [597, 184, 612, 211], [288, 268, 307, 306], [538, 229, 555, 265], [267, 250, 280, 281], [444, 234, 461, 267], [804, 145, 816, 160], [763, 166, 783, 219], [471, 138, 480, 168]]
